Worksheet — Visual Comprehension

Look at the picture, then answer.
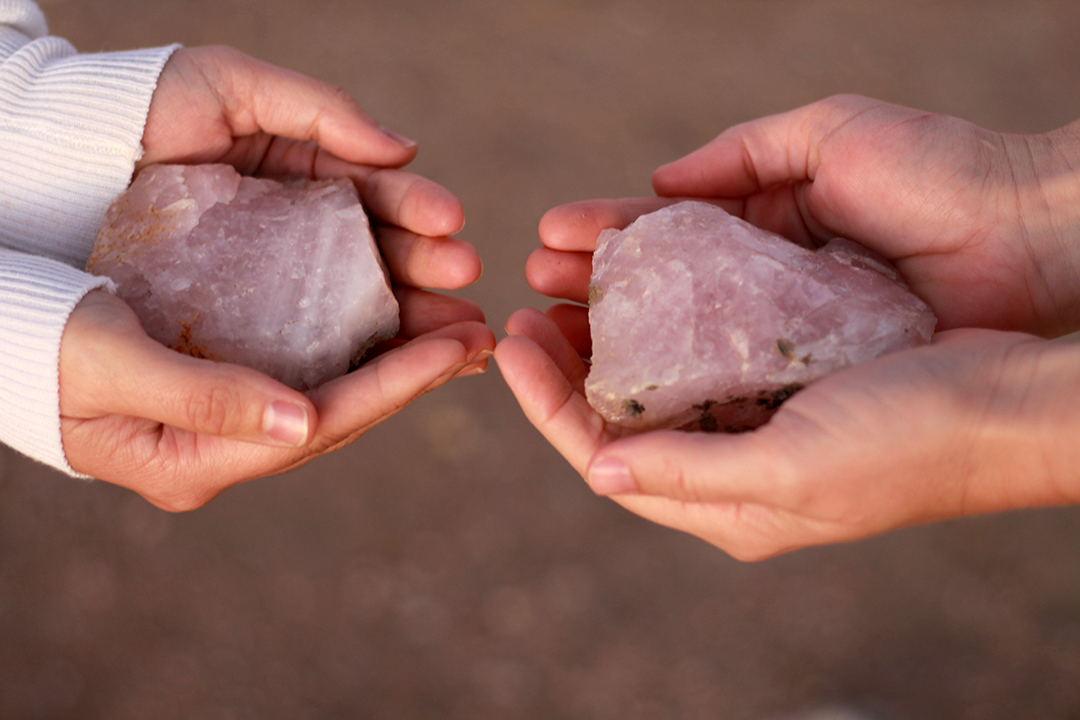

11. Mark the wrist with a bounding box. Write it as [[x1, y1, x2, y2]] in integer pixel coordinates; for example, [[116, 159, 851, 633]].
[[967, 334, 1080, 511], [1007, 126, 1080, 335]]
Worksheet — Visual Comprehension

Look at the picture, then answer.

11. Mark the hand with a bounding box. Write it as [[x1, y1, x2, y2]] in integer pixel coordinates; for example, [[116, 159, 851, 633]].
[[140, 46, 479, 298], [503, 94, 1080, 557], [61, 292, 493, 510], [528, 94, 1080, 338], [59, 46, 495, 508], [496, 309, 1080, 560]]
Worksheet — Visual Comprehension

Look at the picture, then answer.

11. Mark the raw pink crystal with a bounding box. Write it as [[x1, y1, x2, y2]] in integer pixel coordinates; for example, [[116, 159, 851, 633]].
[[88, 164, 399, 390], [585, 201, 936, 431]]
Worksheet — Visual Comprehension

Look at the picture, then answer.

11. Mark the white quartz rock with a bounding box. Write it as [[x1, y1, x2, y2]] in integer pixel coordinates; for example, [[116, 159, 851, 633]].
[[88, 164, 399, 390], [585, 201, 937, 431]]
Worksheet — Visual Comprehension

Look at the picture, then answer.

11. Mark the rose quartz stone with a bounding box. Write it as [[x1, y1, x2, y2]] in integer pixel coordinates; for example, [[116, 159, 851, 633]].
[[586, 201, 936, 431], [88, 164, 399, 390]]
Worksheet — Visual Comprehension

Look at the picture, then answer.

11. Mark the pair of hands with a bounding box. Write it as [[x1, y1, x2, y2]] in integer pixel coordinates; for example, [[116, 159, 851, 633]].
[[496, 94, 1080, 559], [59, 47, 494, 510], [61, 50, 1080, 559]]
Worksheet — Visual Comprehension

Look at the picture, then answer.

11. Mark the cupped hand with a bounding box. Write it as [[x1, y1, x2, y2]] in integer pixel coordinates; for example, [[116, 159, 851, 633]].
[[59, 45, 496, 507], [140, 45, 475, 284], [529, 95, 1080, 337], [496, 309, 1080, 560], [61, 291, 493, 510]]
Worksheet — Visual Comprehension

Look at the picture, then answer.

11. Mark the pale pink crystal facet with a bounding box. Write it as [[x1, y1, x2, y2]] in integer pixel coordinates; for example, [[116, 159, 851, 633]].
[[585, 201, 937, 431], [88, 164, 399, 390]]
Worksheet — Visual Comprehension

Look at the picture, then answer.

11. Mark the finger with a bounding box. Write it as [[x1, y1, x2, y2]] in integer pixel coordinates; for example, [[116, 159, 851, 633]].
[[254, 143, 465, 238], [377, 226, 482, 289], [538, 196, 744, 252], [494, 333, 610, 476], [205, 46, 419, 168], [312, 155, 465, 237], [583, 427, 799, 504], [395, 287, 486, 339], [361, 168, 465, 237], [651, 94, 881, 199], [504, 307, 590, 390], [525, 247, 592, 302], [544, 304, 591, 359], [538, 198, 683, 251], [60, 294, 315, 448], [307, 321, 495, 454]]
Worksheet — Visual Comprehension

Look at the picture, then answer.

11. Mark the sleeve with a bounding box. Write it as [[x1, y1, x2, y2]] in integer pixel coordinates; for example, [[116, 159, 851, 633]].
[[0, 0, 179, 476]]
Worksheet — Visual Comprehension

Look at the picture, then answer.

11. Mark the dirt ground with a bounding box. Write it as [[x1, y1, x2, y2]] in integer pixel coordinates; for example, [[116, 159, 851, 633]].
[[4, 1, 1080, 718]]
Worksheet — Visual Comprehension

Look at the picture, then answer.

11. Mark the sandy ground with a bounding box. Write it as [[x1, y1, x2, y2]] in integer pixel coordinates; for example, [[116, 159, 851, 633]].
[[4, 1, 1080, 718]]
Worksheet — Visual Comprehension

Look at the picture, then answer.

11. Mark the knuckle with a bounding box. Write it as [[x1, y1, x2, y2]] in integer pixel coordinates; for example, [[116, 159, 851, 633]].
[[658, 456, 695, 500], [147, 477, 218, 513], [185, 380, 244, 436], [327, 84, 358, 108], [153, 492, 208, 514], [726, 542, 781, 563]]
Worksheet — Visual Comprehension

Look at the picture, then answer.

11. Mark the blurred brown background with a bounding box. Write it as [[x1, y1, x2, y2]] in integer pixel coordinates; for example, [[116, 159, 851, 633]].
[[4, 0, 1080, 718]]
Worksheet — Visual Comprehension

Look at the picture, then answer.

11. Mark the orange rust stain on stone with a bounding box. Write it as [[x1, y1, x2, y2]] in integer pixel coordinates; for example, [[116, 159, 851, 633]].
[[87, 202, 183, 272], [171, 315, 220, 362]]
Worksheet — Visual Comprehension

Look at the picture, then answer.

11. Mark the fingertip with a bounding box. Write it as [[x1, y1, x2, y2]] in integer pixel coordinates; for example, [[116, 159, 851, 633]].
[[428, 320, 496, 359], [651, 160, 682, 196], [426, 191, 466, 238], [525, 247, 592, 302], [393, 177, 464, 238], [378, 124, 417, 150], [538, 202, 593, 250], [262, 399, 312, 447], [504, 307, 547, 337], [523, 248, 548, 292], [449, 244, 483, 288], [586, 455, 637, 496]]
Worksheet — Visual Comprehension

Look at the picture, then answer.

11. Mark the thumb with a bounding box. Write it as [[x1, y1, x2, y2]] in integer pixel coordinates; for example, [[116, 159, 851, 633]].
[[205, 46, 417, 166], [60, 292, 315, 447], [650, 94, 883, 199], [584, 428, 796, 506]]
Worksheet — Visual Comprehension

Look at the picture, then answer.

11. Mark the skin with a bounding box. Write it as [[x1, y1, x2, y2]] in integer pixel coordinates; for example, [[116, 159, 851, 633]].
[[58, 47, 495, 511], [496, 94, 1080, 560]]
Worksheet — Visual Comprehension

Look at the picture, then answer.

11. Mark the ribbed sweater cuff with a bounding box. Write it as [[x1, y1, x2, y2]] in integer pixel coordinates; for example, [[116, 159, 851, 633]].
[[0, 42, 181, 266], [0, 249, 114, 477]]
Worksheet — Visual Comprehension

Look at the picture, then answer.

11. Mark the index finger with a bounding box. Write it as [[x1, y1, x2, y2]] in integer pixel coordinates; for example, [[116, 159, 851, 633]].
[[538, 198, 681, 251], [539, 196, 743, 251]]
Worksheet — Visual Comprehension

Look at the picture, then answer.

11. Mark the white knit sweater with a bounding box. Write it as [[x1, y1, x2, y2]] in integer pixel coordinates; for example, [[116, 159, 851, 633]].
[[0, 0, 178, 475]]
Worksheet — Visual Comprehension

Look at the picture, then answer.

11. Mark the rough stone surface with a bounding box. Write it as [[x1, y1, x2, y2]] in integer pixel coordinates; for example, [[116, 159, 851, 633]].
[[88, 164, 399, 390], [586, 201, 937, 431]]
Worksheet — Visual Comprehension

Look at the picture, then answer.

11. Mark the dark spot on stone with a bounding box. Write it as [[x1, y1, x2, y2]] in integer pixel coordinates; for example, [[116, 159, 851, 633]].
[[776, 339, 796, 360], [757, 383, 805, 410], [623, 399, 645, 418], [588, 283, 603, 305]]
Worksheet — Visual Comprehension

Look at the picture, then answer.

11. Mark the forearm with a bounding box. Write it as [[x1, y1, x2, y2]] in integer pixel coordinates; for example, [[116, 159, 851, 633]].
[[0, 0, 175, 474]]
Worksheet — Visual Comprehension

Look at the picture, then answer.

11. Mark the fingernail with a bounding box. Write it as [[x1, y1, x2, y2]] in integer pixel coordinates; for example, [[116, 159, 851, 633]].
[[455, 364, 487, 378], [454, 351, 494, 379], [264, 401, 309, 447], [379, 125, 417, 148], [588, 456, 636, 496]]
